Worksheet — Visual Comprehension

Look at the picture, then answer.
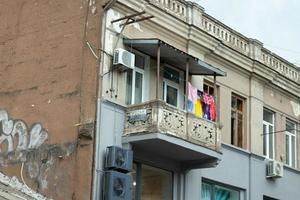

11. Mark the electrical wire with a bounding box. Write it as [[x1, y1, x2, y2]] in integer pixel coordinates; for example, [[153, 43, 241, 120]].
[[261, 128, 300, 136], [20, 162, 29, 188]]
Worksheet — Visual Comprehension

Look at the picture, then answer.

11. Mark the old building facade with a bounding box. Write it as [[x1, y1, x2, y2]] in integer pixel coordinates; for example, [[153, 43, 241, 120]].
[[1, 0, 300, 200], [95, 0, 300, 200]]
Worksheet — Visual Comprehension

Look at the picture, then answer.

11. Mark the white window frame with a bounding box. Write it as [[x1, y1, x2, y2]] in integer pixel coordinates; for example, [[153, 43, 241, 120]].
[[129, 67, 145, 104], [163, 78, 180, 108], [162, 65, 184, 108], [126, 51, 149, 105], [285, 119, 297, 168], [263, 109, 275, 160]]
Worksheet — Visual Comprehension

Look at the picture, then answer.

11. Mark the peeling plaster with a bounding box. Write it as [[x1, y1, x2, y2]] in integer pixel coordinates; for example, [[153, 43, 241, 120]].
[[107, 9, 122, 33], [0, 109, 77, 193], [291, 101, 300, 118], [130, 23, 143, 32], [0, 172, 50, 200]]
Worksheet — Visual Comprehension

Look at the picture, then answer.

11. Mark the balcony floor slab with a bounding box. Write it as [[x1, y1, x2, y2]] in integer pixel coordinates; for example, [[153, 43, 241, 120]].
[[122, 133, 222, 171]]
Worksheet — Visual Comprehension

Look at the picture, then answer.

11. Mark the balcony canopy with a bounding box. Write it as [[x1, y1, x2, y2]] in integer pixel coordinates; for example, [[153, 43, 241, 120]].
[[123, 38, 226, 76]]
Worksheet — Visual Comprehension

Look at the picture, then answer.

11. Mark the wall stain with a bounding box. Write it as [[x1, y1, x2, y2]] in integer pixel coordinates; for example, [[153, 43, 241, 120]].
[[57, 89, 79, 99], [0, 86, 38, 97]]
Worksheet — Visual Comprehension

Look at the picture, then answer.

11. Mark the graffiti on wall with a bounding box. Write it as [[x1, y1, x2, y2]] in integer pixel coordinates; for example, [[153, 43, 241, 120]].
[[0, 109, 48, 154]]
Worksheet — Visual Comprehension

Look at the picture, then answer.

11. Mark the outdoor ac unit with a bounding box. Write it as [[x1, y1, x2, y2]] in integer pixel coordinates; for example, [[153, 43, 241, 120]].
[[105, 146, 133, 172], [266, 160, 283, 178], [113, 48, 135, 71], [104, 171, 132, 200]]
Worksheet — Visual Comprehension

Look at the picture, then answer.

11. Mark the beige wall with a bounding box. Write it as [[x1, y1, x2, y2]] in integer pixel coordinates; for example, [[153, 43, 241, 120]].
[[104, 2, 300, 170]]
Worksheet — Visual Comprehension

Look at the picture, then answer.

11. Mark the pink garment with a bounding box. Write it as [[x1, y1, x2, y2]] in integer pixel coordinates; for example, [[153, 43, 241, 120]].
[[210, 98, 216, 121], [203, 92, 216, 121], [203, 93, 214, 105], [188, 82, 197, 103]]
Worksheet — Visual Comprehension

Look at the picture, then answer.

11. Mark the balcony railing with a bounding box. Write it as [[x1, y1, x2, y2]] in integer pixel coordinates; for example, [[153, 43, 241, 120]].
[[124, 100, 220, 151]]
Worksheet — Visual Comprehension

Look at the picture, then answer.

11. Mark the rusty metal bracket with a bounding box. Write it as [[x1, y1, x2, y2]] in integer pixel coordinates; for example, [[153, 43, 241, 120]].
[[110, 10, 154, 27]]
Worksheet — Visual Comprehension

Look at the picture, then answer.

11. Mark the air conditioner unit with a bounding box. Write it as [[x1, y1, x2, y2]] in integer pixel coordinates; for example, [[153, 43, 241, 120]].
[[105, 146, 133, 172], [104, 171, 132, 200], [266, 160, 283, 178], [113, 48, 135, 71]]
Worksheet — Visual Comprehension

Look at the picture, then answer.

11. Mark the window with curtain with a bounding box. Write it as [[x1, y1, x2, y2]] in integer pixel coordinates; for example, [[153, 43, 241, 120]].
[[202, 181, 240, 200]]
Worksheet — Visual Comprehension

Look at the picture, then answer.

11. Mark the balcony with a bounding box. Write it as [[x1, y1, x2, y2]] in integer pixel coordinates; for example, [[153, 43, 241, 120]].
[[124, 99, 219, 151], [120, 38, 225, 171]]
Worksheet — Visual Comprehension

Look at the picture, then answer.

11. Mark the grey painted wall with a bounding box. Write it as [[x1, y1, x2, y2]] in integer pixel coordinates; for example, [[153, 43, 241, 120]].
[[199, 144, 300, 200], [93, 99, 126, 200], [93, 99, 300, 200]]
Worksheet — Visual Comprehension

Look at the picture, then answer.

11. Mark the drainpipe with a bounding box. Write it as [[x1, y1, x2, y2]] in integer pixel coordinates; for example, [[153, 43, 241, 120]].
[[91, 0, 117, 200]]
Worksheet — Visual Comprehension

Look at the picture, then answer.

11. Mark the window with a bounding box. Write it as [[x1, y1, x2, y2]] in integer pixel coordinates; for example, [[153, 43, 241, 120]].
[[263, 195, 279, 200], [132, 163, 173, 200], [231, 94, 245, 148], [126, 54, 145, 105], [263, 109, 275, 159], [285, 119, 297, 168], [202, 181, 240, 200], [203, 82, 214, 96], [163, 66, 180, 107]]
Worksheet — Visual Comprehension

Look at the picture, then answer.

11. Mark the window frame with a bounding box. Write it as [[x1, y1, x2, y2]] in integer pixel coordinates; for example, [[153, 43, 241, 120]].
[[203, 81, 215, 96], [162, 65, 184, 108], [132, 162, 174, 200], [231, 93, 245, 148], [202, 179, 241, 200], [263, 108, 275, 160], [285, 118, 297, 168], [126, 51, 149, 105]]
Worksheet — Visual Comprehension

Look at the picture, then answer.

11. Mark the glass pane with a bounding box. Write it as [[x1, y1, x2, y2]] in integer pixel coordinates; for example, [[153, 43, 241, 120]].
[[126, 71, 133, 105], [231, 111, 236, 145], [141, 165, 172, 200], [231, 96, 236, 109], [269, 126, 274, 159], [166, 85, 178, 107], [135, 54, 145, 69], [214, 185, 239, 200], [286, 135, 290, 165], [263, 109, 274, 124], [209, 87, 214, 96], [292, 136, 296, 167], [263, 124, 267, 156], [163, 67, 180, 83], [201, 183, 212, 200], [237, 99, 243, 111], [204, 84, 209, 94], [132, 164, 137, 200], [237, 113, 243, 147], [286, 120, 296, 134], [134, 72, 143, 104]]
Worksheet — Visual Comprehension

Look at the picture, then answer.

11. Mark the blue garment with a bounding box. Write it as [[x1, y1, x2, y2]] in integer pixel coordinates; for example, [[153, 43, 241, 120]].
[[187, 100, 194, 113], [203, 104, 210, 120]]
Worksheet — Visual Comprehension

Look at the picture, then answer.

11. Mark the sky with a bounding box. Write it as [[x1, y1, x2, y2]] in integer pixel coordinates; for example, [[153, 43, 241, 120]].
[[191, 0, 300, 66]]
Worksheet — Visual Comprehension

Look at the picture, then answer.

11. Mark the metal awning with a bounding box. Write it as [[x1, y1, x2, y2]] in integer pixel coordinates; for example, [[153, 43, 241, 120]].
[[123, 38, 226, 76]]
